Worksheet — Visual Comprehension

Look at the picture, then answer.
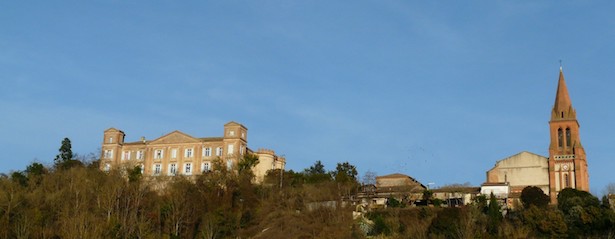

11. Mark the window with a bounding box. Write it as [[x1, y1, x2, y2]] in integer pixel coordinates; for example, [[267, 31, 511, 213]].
[[122, 151, 131, 160], [136, 151, 144, 160], [241, 132, 245, 138], [226, 159, 233, 170], [564, 173, 570, 188], [171, 149, 177, 159], [104, 163, 111, 171], [169, 163, 177, 175], [155, 149, 164, 159], [202, 162, 211, 172], [558, 128, 563, 147], [203, 147, 211, 157], [566, 128, 571, 147], [229, 130, 235, 136], [184, 163, 192, 175], [154, 164, 161, 175], [109, 137, 113, 143], [240, 145, 245, 155], [185, 148, 193, 158], [216, 147, 223, 156], [228, 144, 234, 156], [104, 150, 113, 159]]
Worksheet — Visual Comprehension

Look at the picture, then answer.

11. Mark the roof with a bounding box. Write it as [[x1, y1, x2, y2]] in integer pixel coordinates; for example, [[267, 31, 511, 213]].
[[481, 182, 509, 187], [376, 173, 412, 179], [432, 187, 481, 193], [551, 68, 577, 120], [224, 121, 247, 129], [104, 127, 123, 133], [489, 151, 547, 171], [123, 132, 225, 145], [376, 173, 426, 189]]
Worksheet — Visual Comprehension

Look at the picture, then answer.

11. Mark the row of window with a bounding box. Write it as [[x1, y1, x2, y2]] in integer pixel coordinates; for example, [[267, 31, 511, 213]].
[[103, 159, 236, 175], [103, 145, 246, 160], [557, 128, 572, 147], [152, 161, 234, 175]]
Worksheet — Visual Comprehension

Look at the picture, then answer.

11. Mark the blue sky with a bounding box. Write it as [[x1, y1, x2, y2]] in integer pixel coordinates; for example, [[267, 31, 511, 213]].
[[2, 1, 615, 194]]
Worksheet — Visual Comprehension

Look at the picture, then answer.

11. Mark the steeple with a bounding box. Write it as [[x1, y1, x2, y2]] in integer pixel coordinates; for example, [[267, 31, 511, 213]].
[[551, 68, 576, 120], [547, 66, 589, 203]]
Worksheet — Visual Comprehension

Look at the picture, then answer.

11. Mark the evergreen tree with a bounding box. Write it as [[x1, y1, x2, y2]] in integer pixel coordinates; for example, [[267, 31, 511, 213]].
[[54, 138, 82, 169], [486, 192, 502, 235], [55, 138, 73, 163]]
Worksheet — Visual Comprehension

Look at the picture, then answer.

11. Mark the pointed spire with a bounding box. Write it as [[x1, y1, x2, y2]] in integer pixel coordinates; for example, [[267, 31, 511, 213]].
[[552, 68, 576, 120]]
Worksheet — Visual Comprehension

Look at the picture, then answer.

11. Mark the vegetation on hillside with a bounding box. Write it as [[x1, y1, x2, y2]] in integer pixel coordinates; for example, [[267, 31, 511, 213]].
[[1, 138, 614, 238]]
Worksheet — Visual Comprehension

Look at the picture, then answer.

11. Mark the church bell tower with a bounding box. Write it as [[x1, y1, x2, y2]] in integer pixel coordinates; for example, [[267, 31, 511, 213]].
[[548, 67, 589, 203]]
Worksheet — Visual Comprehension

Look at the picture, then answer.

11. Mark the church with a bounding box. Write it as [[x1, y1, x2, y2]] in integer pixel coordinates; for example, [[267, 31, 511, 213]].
[[485, 67, 589, 203]]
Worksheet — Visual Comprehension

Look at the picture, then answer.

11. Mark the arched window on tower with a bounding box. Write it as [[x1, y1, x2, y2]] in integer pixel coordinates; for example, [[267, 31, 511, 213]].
[[561, 112, 564, 118], [566, 128, 571, 147], [564, 173, 570, 188], [558, 128, 563, 147]]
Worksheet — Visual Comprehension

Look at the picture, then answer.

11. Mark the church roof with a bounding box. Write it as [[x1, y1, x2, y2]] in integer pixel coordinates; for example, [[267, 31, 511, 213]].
[[552, 68, 577, 120]]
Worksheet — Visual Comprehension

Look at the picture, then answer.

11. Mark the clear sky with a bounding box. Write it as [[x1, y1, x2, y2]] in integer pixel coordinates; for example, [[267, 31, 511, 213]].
[[2, 1, 614, 194]]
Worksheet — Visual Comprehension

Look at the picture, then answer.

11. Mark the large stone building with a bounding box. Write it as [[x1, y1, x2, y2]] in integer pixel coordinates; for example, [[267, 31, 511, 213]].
[[99, 121, 285, 182], [485, 68, 589, 203]]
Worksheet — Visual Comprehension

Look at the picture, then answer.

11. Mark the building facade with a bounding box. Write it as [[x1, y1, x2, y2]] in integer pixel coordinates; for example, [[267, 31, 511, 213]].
[[99, 121, 285, 182], [486, 151, 550, 195]]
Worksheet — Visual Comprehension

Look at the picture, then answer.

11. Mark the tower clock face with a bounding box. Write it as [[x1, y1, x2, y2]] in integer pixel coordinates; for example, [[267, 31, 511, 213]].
[[562, 164, 569, 170]]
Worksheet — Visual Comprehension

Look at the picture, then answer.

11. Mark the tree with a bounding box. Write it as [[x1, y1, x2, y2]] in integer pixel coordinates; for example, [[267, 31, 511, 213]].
[[486, 193, 502, 235], [54, 138, 82, 169], [520, 186, 549, 209], [54, 138, 73, 164], [428, 208, 463, 238], [557, 188, 614, 236], [25, 163, 46, 177], [127, 165, 142, 183], [361, 171, 377, 185], [303, 161, 331, 183], [332, 161, 358, 184], [304, 160, 326, 175], [237, 153, 259, 175]]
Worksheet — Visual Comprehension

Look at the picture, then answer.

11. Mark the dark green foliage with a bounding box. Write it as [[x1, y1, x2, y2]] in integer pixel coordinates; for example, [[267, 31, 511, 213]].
[[332, 161, 358, 183], [54, 138, 73, 163], [521, 206, 568, 237], [127, 165, 142, 183], [237, 153, 259, 174], [10, 171, 28, 186], [25, 163, 46, 177], [422, 190, 433, 201], [368, 213, 391, 236], [486, 193, 502, 235], [386, 197, 401, 208], [53, 138, 83, 170], [520, 186, 550, 209], [428, 207, 462, 238], [303, 160, 331, 183], [557, 188, 615, 236]]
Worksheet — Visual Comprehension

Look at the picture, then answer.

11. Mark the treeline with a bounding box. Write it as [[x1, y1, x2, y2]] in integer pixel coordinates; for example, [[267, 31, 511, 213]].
[[1, 138, 615, 238], [0, 139, 363, 239], [364, 186, 615, 238]]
